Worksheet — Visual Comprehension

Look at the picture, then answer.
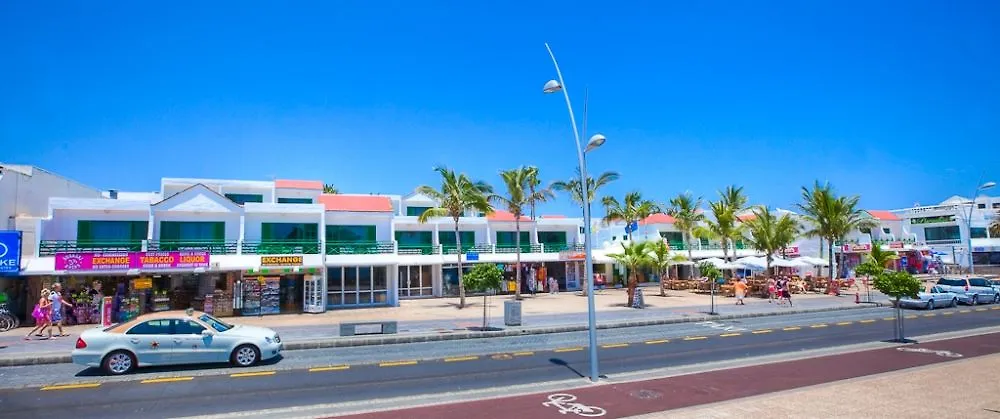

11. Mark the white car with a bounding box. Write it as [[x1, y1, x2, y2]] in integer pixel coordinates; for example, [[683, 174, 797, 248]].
[[72, 309, 283, 375], [898, 286, 959, 310]]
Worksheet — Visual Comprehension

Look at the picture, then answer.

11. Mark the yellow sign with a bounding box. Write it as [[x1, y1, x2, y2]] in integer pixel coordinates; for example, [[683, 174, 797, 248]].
[[133, 278, 153, 290], [261, 256, 303, 266]]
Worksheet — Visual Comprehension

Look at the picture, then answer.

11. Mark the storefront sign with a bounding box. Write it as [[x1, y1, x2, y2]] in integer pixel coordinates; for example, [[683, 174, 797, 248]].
[[841, 243, 872, 253], [55, 251, 211, 271], [260, 255, 303, 266], [133, 278, 153, 290], [0, 231, 22, 275], [559, 250, 587, 261], [889, 242, 904, 249], [100, 296, 114, 327], [781, 246, 800, 256]]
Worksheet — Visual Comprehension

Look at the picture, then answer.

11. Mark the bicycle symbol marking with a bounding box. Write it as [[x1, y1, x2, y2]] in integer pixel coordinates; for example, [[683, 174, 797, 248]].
[[542, 393, 607, 417], [896, 347, 963, 358]]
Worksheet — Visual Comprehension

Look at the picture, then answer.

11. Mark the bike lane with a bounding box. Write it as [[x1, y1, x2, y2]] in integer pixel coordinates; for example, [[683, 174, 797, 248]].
[[337, 332, 1000, 419]]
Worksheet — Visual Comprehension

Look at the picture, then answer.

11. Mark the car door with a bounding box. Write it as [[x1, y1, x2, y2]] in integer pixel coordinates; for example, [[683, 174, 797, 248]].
[[124, 319, 175, 366], [171, 319, 217, 364]]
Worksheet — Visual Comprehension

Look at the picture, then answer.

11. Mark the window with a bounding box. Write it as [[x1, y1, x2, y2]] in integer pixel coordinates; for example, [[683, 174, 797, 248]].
[[924, 226, 960, 241], [439, 231, 475, 246], [496, 231, 530, 245], [971, 228, 988, 239], [262, 223, 318, 241], [327, 225, 376, 242], [395, 231, 432, 245], [277, 197, 313, 204], [969, 278, 989, 287], [993, 203, 1000, 209], [174, 320, 206, 335], [199, 314, 233, 332], [579, 226, 585, 234], [126, 319, 172, 335], [406, 206, 433, 216], [911, 215, 954, 224], [936, 278, 967, 287], [225, 193, 264, 204], [977, 203, 986, 209], [160, 221, 224, 241], [538, 231, 568, 245], [77, 220, 148, 242], [882, 228, 891, 235], [660, 232, 683, 243]]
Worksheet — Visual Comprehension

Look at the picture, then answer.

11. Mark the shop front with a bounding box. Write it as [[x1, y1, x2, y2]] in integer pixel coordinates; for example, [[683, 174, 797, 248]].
[[326, 264, 391, 309], [837, 243, 871, 277], [238, 255, 324, 316], [397, 264, 434, 298]]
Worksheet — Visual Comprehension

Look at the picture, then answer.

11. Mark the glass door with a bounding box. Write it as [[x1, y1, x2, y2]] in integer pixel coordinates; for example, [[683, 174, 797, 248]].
[[303, 275, 324, 313]]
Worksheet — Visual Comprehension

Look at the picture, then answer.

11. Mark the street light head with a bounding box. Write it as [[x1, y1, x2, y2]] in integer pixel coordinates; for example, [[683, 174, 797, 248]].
[[543, 80, 563, 94], [585, 134, 606, 153], [980, 181, 996, 190]]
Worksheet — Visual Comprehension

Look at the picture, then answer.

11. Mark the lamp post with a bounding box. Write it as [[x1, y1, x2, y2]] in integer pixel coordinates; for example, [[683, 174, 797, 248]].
[[543, 43, 605, 383], [967, 180, 996, 274]]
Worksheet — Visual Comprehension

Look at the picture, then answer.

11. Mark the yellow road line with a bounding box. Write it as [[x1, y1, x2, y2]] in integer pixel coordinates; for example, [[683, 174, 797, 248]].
[[959, 310, 971, 313], [810, 324, 828, 328], [513, 351, 534, 356], [923, 313, 936, 317], [645, 339, 669, 345], [859, 319, 876, 324], [883, 317, 896, 321], [974, 308, 988, 312], [683, 336, 708, 341], [782, 326, 801, 331], [904, 315, 918, 319], [991, 307, 1000, 311], [751, 330, 772, 334], [554, 347, 584, 353], [309, 365, 350, 372], [943, 312, 955, 316], [444, 356, 480, 362], [601, 343, 630, 349], [231, 371, 276, 378], [836, 322, 853, 326], [140, 376, 194, 384], [720, 333, 742, 337], [379, 360, 418, 367], [41, 383, 101, 391]]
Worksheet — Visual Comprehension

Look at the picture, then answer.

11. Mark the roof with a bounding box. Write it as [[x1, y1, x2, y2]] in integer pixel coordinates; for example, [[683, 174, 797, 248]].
[[640, 213, 676, 225], [540, 214, 566, 219], [737, 214, 756, 222], [487, 210, 530, 222], [317, 194, 393, 212], [274, 179, 323, 190], [866, 210, 901, 221]]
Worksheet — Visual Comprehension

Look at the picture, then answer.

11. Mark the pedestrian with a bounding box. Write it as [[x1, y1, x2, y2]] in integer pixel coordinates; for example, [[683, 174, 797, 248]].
[[549, 277, 558, 294], [782, 277, 793, 307], [775, 277, 787, 306], [527, 269, 536, 296], [49, 283, 73, 338], [25, 289, 52, 340], [734, 279, 748, 305], [767, 277, 777, 303]]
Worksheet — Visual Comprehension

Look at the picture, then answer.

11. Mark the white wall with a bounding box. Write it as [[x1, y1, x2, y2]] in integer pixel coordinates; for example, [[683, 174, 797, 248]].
[[40, 209, 151, 240], [275, 188, 321, 203], [1, 165, 103, 228], [243, 213, 322, 241], [151, 212, 242, 241]]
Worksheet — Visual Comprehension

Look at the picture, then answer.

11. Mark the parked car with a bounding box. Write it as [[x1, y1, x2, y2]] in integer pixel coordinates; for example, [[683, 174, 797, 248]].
[[898, 286, 959, 310], [935, 277, 1000, 305], [72, 309, 282, 375]]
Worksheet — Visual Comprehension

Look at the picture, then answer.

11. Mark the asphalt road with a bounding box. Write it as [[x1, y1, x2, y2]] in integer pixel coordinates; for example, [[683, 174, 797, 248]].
[[0, 306, 997, 419]]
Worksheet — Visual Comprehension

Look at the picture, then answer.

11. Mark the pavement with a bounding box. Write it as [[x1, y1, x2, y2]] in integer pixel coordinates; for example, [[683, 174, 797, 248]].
[[0, 305, 995, 419], [0, 286, 879, 366]]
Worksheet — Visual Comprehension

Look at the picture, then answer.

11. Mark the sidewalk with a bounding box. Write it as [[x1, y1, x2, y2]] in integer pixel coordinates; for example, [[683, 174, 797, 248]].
[[0, 286, 876, 365]]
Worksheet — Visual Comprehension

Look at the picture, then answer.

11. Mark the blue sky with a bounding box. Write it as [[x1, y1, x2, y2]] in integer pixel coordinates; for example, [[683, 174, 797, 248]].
[[3, 1, 998, 215]]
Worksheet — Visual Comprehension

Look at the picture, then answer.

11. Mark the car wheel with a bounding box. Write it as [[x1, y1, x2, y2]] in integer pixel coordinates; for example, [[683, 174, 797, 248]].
[[927, 300, 934, 310], [951, 298, 958, 307], [994, 294, 999, 304], [970, 295, 978, 306], [102, 350, 136, 376], [231, 344, 260, 367]]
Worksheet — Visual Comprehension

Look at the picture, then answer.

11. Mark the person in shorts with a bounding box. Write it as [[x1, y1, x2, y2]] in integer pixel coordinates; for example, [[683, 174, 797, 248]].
[[734, 279, 748, 305], [49, 283, 74, 338], [781, 277, 793, 307]]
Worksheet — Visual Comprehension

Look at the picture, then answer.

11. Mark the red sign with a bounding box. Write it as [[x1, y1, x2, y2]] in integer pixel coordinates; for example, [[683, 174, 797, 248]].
[[100, 296, 114, 327], [889, 242, 904, 249], [841, 243, 872, 253], [782, 246, 800, 256]]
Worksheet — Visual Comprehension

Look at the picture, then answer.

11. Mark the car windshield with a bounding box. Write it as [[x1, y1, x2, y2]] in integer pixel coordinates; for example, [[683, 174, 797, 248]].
[[937, 278, 966, 286], [199, 314, 234, 332]]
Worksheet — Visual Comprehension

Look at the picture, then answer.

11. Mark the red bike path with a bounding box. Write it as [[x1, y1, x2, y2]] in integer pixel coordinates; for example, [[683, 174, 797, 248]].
[[337, 332, 1000, 419]]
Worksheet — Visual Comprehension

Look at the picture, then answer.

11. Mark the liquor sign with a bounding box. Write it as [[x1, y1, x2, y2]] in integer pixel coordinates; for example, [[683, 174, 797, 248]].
[[0, 230, 22, 275], [260, 256, 303, 266], [55, 251, 210, 271]]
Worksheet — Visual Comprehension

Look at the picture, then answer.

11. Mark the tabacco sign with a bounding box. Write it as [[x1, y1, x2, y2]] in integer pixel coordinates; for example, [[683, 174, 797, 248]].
[[261, 256, 303, 266], [55, 251, 210, 271], [0, 231, 23, 276]]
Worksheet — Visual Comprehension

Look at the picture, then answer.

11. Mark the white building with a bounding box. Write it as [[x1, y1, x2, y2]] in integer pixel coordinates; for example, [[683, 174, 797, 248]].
[[892, 194, 1000, 270]]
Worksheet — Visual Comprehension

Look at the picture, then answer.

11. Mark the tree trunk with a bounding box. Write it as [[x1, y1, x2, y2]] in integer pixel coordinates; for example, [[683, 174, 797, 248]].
[[455, 218, 465, 309], [722, 238, 730, 263], [659, 268, 667, 297], [482, 294, 488, 330], [515, 217, 522, 300], [827, 241, 835, 295], [627, 269, 636, 307], [686, 232, 693, 261]]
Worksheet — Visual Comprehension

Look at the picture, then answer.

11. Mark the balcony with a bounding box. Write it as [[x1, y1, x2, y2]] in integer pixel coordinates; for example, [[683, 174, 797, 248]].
[[442, 243, 493, 255], [242, 240, 321, 255], [148, 240, 239, 254], [926, 239, 962, 245], [541, 243, 572, 253], [325, 241, 395, 255], [668, 242, 686, 250], [397, 244, 440, 255], [38, 240, 143, 256], [496, 244, 543, 254]]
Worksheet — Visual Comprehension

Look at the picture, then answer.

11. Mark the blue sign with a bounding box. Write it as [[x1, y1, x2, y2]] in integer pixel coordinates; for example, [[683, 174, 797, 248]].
[[0, 231, 22, 276], [624, 221, 639, 235], [900, 256, 908, 267], [466, 252, 479, 261]]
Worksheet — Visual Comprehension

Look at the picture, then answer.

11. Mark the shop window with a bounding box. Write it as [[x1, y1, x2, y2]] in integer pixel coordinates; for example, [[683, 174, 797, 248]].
[[327, 225, 376, 242], [406, 206, 433, 217], [174, 320, 206, 335], [160, 221, 225, 242], [924, 226, 960, 241], [971, 228, 988, 239], [262, 223, 318, 241], [225, 193, 263, 204], [77, 220, 148, 243], [277, 197, 313, 204], [126, 319, 172, 335]]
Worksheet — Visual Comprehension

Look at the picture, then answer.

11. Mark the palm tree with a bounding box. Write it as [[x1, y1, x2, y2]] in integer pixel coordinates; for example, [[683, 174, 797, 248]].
[[602, 191, 662, 241], [743, 206, 801, 276], [650, 240, 687, 297], [607, 241, 655, 307], [830, 196, 879, 277], [490, 166, 553, 300], [550, 169, 620, 208], [720, 185, 749, 214], [322, 184, 338, 194], [695, 200, 744, 263], [416, 166, 494, 309], [668, 192, 705, 260], [524, 166, 553, 221], [798, 182, 840, 279], [868, 243, 899, 269]]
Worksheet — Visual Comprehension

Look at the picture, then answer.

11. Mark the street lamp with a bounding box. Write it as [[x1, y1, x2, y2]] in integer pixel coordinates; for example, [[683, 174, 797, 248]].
[[542, 42, 602, 383], [966, 180, 995, 274]]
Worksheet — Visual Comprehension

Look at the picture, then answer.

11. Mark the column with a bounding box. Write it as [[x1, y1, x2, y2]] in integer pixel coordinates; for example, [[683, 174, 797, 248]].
[[237, 214, 245, 255], [144, 210, 155, 252]]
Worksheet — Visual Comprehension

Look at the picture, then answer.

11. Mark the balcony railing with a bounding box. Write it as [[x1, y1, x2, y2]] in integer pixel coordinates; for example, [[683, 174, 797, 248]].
[[926, 239, 962, 245], [442, 243, 493, 255], [496, 244, 543, 254], [541, 243, 571, 253], [668, 242, 686, 250], [397, 244, 440, 255], [148, 240, 238, 254], [325, 241, 395, 255], [242, 240, 322, 255], [38, 240, 143, 256]]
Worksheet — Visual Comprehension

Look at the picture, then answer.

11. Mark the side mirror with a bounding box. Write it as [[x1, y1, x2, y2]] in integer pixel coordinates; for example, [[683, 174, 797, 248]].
[[201, 329, 215, 337]]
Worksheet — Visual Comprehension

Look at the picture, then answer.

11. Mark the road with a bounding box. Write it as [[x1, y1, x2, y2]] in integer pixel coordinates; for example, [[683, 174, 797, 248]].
[[0, 305, 996, 419]]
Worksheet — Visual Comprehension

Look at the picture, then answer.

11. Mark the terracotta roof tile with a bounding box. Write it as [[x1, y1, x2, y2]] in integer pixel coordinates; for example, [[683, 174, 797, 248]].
[[318, 194, 393, 212], [640, 213, 676, 225], [275, 179, 323, 190], [866, 210, 900, 221], [487, 210, 531, 222], [540, 214, 566, 219], [737, 214, 757, 222]]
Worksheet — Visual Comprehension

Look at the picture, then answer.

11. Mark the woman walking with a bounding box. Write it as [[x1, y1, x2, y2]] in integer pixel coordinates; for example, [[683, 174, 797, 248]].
[[25, 289, 52, 340]]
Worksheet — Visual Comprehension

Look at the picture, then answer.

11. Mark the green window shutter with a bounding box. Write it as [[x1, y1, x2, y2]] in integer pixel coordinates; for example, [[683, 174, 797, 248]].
[[212, 222, 225, 241], [520, 232, 529, 243], [364, 226, 375, 241], [131, 221, 149, 241], [462, 231, 474, 244], [77, 221, 93, 242], [305, 224, 319, 240], [160, 222, 180, 241], [262, 223, 274, 241]]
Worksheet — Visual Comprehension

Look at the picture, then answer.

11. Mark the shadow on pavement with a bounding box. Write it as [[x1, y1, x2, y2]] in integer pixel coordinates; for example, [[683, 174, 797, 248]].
[[549, 358, 585, 378], [72, 354, 284, 377]]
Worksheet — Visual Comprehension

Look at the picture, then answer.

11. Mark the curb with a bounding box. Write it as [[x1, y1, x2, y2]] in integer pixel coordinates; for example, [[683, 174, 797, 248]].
[[0, 303, 883, 367]]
